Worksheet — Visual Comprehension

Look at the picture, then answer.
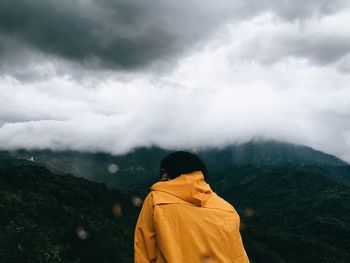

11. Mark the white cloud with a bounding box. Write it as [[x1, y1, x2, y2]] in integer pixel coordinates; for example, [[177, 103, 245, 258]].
[[221, 9, 350, 65], [1, 4, 350, 162]]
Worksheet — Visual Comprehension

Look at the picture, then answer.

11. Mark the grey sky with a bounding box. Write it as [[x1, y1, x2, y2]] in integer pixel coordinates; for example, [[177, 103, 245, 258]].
[[1, 0, 350, 162], [0, 0, 346, 71]]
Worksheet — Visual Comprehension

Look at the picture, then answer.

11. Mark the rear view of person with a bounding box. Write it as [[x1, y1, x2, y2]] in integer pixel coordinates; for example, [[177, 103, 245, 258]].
[[134, 151, 250, 263]]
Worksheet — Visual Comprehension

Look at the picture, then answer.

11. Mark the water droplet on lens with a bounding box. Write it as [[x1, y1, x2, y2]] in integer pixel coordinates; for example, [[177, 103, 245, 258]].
[[201, 255, 211, 263], [76, 226, 89, 240], [132, 196, 143, 207], [107, 163, 119, 174], [244, 207, 255, 217], [112, 203, 123, 217]]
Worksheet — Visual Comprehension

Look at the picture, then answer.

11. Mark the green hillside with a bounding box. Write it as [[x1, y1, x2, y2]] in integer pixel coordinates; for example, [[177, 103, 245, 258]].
[[1, 141, 350, 262], [211, 165, 350, 262], [200, 140, 347, 169], [0, 147, 169, 189], [0, 164, 138, 263]]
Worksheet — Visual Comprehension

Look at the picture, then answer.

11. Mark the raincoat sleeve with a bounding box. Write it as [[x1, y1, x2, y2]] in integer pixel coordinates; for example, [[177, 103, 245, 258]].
[[134, 193, 157, 263]]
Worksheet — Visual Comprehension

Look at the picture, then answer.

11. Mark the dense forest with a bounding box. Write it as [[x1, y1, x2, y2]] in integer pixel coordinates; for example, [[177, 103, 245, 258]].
[[1, 141, 350, 262]]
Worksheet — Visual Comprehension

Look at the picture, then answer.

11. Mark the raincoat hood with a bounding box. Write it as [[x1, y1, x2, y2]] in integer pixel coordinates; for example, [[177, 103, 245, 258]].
[[151, 171, 212, 207]]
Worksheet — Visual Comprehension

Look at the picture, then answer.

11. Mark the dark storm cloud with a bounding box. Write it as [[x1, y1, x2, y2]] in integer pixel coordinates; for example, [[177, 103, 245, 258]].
[[0, 0, 346, 71], [0, 0, 232, 70]]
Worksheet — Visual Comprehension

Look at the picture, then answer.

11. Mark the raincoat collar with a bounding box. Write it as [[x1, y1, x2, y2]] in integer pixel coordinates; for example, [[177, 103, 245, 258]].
[[151, 171, 212, 207]]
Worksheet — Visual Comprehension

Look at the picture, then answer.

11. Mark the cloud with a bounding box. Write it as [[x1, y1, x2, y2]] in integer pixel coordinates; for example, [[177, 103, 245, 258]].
[[1, 39, 350, 161], [246, 0, 344, 20], [228, 10, 350, 65], [0, 0, 346, 73], [1, 1, 350, 163], [0, 0, 236, 71]]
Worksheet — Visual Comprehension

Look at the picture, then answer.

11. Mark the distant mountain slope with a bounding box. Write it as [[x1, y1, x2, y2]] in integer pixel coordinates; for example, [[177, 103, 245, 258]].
[[0, 147, 169, 189], [1, 140, 348, 189], [200, 140, 347, 169]]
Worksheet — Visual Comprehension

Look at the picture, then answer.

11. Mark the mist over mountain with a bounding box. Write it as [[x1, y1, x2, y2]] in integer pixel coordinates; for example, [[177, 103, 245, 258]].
[[1, 140, 348, 189]]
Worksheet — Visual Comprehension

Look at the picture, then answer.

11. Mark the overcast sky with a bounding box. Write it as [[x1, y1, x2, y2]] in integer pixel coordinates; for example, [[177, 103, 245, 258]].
[[1, 0, 350, 162]]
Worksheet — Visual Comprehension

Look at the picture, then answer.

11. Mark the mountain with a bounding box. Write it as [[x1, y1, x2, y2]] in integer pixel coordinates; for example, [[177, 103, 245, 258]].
[[1, 140, 349, 189], [1, 157, 350, 262], [0, 147, 169, 189], [0, 164, 138, 263], [213, 164, 350, 262], [200, 140, 347, 169], [1, 140, 350, 262]]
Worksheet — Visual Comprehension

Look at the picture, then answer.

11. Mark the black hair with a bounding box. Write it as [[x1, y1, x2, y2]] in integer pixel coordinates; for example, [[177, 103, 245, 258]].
[[160, 151, 208, 179]]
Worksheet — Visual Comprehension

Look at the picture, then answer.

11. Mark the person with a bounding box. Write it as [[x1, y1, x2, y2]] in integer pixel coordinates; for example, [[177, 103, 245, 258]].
[[134, 151, 250, 263]]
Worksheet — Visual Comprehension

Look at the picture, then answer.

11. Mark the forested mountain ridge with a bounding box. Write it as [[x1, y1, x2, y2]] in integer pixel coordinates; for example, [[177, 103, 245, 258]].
[[212, 165, 350, 262], [1, 141, 350, 262], [0, 164, 138, 263], [1, 140, 349, 189]]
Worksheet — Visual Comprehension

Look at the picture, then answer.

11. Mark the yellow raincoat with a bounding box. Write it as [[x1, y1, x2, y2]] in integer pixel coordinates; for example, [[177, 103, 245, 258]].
[[134, 171, 250, 263]]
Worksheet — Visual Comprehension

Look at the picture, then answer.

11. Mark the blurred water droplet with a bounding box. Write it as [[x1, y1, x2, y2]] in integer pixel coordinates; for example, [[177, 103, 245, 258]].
[[17, 243, 24, 251], [201, 255, 211, 263], [112, 203, 122, 217], [76, 226, 89, 240], [107, 163, 119, 174], [132, 196, 143, 207], [244, 207, 255, 217]]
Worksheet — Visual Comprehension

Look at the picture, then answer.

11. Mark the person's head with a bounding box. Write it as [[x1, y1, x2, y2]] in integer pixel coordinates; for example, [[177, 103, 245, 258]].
[[160, 151, 208, 180]]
